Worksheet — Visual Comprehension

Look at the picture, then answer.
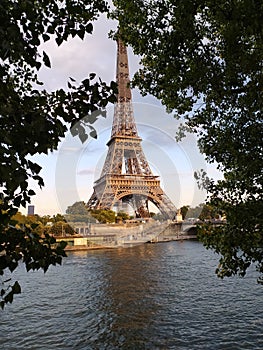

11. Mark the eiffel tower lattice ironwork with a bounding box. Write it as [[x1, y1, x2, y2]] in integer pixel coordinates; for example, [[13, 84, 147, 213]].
[[87, 38, 176, 218]]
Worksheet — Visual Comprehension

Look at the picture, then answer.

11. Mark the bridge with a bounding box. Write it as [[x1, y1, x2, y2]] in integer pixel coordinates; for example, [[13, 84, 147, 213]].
[[152, 220, 226, 243], [161, 221, 199, 235]]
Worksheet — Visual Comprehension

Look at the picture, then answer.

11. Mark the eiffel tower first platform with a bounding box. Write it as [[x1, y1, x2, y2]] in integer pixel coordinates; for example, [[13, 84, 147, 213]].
[[87, 38, 176, 219]]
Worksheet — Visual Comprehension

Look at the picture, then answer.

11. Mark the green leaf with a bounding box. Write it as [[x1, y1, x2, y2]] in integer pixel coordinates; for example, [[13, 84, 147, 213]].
[[82, 78, 90, 88], [70, 126, 78, 137], [12, 281, 21, 294], [86, 23, 93, 33], [42, 34, 50, 42], [31, 223, 39, 229], [43, 51, 51, 68], [79, 132, 88, 143], [77, 29, 85, 40], [14, 195, 22, 207], [55, 36, 64, 46], [89, 129, 97, 139]]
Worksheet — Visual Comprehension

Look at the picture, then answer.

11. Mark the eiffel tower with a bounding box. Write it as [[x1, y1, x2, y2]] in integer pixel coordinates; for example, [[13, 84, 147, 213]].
[[87, 38, 176, 219]]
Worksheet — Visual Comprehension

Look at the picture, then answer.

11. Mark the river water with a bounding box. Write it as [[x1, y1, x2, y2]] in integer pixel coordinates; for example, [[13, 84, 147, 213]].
[[0, 241, 262, 349]]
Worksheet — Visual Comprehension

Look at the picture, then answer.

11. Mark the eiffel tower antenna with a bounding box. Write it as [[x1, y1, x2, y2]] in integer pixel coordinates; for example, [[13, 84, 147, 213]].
[[87, 36, 176, 218]]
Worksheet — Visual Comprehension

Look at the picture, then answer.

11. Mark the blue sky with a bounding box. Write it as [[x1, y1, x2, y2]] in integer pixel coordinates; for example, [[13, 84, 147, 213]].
[[24, 15, 222, 216]]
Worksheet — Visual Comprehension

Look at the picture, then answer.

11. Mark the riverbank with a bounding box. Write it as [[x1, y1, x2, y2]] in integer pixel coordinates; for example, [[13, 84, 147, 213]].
[[59, 232, 198, 251], [152, 234, 198, 243], [54, 220, 198, 251]]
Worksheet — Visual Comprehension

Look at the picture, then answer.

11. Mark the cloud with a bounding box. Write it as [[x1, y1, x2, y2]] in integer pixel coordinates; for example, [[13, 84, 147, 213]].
[[77, 168, 95, 176], [58, 146, 82, 154]]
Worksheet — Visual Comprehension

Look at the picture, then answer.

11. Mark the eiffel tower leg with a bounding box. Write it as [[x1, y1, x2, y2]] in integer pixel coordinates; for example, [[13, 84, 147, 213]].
[[154, 194, 177, 220]]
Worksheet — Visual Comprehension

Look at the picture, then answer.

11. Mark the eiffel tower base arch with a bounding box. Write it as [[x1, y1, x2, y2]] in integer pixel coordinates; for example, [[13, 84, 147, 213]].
[[87, 175, 176, 219]]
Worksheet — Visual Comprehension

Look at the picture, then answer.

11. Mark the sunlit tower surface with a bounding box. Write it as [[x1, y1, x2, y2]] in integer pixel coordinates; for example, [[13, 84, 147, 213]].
[[87, 38, 176, 219]]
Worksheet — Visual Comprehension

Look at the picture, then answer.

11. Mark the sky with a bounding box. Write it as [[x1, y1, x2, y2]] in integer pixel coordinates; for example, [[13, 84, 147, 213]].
[[23, 14, 222, 216]]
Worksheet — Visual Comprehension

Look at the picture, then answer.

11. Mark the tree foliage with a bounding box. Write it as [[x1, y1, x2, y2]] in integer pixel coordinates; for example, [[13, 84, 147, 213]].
[[65, 201, 97, 223], [180, 204, 223, 221], [66, 201, 89, 216], [65, 202, 131, 224], [116, 211, 130, 221], [113, 0, 263, 282], [90, 209, 116, 223], [180, 206, 190, 220], [45, 221, 75, 237], [0, 1, 117, 308], [51, 214, 66, 223]]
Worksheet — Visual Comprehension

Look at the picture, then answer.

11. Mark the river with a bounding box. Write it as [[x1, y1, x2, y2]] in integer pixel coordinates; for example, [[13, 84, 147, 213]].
[[0, 241, 262, 349]]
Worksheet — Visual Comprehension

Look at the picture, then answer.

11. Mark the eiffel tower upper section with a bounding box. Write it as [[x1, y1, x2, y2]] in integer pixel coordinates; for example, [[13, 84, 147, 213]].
[[111, 38, 137, 137], [99, 38, 152, 178]]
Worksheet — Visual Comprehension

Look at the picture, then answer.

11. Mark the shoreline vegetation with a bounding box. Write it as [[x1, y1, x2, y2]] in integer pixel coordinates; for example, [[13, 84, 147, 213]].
[[14, 201, 223, 239]]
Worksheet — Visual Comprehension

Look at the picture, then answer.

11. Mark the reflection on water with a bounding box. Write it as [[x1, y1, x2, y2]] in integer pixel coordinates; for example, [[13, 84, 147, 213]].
[[0, 241, 262, 349]]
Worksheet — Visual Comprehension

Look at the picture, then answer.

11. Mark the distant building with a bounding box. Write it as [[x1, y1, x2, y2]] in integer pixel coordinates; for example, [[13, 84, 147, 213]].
[[27, 205, 35, 216]]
